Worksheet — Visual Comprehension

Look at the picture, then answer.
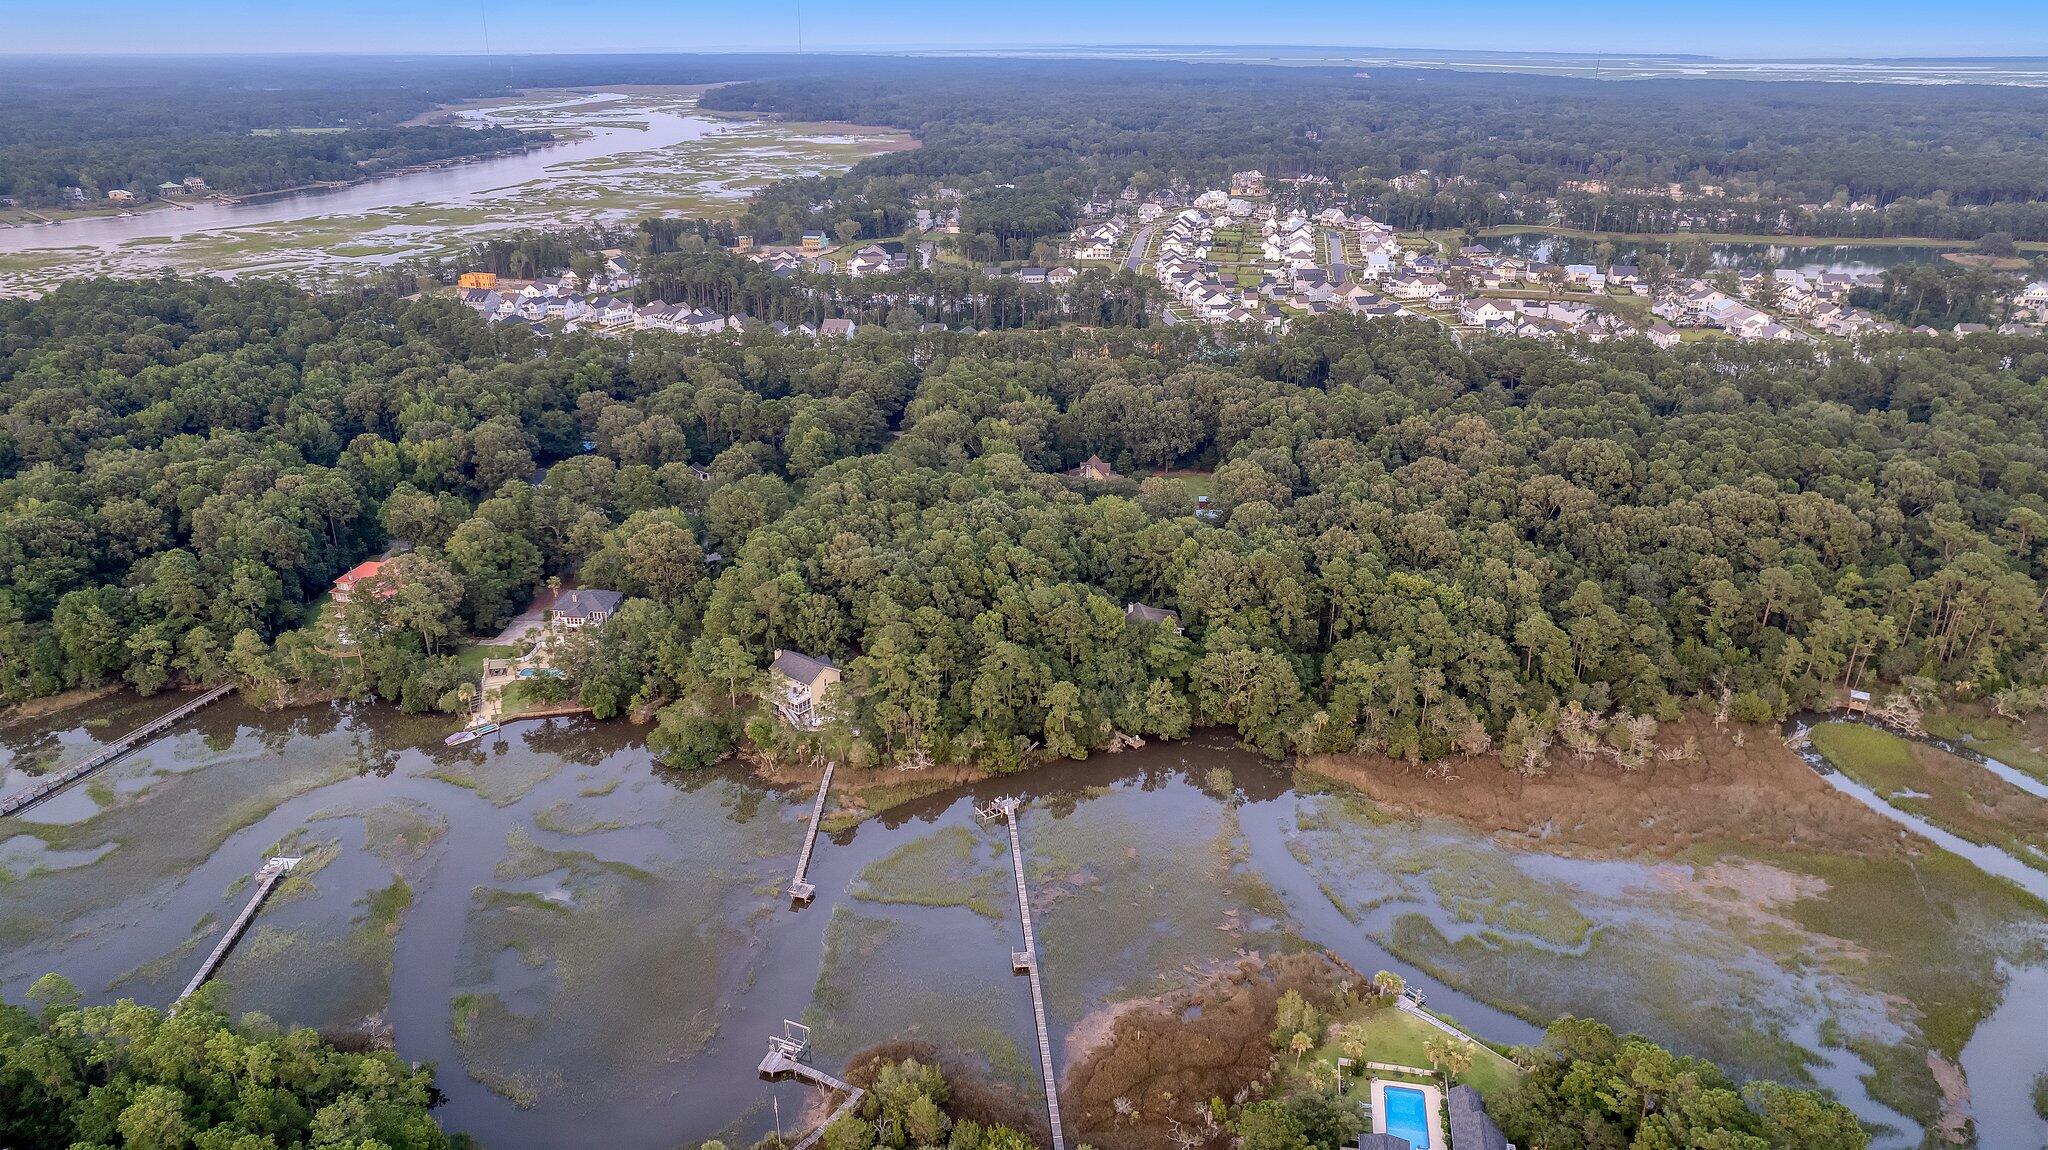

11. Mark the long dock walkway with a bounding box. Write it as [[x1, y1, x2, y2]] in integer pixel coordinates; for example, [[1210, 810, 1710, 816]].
[[787, 760, 837, 904], [758, 1025, 866, 1150], [2, 683, 234, 818], [177, 856, 299, 1005], [986, 798, 1067, 1150]]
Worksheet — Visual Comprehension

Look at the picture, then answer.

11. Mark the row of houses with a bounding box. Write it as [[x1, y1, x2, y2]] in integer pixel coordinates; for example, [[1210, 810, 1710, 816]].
[[455, 272, 856, 340], [1069, 216, 1129, 261]]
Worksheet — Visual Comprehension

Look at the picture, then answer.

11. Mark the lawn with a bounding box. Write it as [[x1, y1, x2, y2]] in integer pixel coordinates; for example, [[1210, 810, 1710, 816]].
[[1148, 468, 1216, 498], [1304, 1003, 1522, 1099], [455, 643, 521, 679]]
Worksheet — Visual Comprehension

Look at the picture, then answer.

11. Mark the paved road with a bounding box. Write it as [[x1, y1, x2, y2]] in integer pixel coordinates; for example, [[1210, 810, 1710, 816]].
[[1124, 222, 1162, 271], [1326, 229, 1349, 285]]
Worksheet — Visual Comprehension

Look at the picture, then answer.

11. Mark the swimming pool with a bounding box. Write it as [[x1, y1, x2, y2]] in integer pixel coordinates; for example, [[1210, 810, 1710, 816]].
[[1381, 1084, 1433, 1149]]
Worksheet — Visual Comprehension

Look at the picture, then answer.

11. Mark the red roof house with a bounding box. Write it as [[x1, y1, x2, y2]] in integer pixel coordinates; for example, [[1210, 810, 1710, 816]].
[[332, 560, 391, 602]]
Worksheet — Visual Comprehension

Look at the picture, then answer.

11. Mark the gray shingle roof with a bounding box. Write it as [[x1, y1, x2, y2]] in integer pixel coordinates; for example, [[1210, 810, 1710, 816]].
[[1447, 1084, 1509, 1150], [771, 650, 838, 684], [556, 589, 624, 618]]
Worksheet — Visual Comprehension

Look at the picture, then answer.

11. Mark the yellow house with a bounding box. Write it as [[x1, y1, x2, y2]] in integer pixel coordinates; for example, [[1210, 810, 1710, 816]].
[[770, 650, 841, 729]]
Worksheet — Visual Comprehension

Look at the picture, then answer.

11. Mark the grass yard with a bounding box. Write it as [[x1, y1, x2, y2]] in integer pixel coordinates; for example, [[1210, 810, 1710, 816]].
[[1148, 468, 1216, 498], [456, 643, 521, 679], [1305, 1003, 1522, 1098]]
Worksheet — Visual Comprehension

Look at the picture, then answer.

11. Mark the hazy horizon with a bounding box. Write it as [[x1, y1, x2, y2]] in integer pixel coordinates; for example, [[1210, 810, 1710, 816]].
[[10, 0, 2048, 60]]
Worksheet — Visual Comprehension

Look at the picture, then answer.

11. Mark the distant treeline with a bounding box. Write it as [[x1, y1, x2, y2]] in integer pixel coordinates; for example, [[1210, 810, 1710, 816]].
[[699, 58, 2048, 245]]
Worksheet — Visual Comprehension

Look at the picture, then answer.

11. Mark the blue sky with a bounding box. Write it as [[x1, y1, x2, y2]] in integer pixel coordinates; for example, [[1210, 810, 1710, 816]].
[[9, 0, 2048, 59]]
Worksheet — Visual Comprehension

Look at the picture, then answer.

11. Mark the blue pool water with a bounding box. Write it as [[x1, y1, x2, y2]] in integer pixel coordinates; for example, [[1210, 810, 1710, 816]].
[[1382, 1085, 1432, 1149]]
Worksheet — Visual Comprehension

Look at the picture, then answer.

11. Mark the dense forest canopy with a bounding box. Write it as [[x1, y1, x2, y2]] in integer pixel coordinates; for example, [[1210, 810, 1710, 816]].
[[0, 976, 455, 1150], [4, 277, 2046, 770]]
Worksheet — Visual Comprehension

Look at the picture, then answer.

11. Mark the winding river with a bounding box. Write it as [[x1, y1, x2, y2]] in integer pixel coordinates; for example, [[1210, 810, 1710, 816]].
[[0, 94, 708, 255], [3, 697, 2045, 1149]]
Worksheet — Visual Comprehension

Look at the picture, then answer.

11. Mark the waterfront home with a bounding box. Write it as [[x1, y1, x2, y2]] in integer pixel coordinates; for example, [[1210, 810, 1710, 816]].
[[770, 650, 842, 729], [1447, 1085, 1509, 1150]]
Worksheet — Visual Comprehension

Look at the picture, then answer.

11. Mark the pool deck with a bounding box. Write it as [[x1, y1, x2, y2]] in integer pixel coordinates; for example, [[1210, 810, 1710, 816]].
[[1371, 1079, 1445, 1150]]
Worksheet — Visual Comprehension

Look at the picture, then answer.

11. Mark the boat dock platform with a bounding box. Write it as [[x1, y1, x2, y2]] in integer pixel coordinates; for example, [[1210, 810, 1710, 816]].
[[787, 761, 837, 904], [2, 684, 235, 819], [980, 797, 1066, 1150], [176, 855, 300, 1006], [757, 1021, 866, 1150]]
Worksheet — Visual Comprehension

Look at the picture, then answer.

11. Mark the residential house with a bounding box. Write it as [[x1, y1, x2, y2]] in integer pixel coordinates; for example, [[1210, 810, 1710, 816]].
[[769, 649, 842, 729], [331, 560, 389, 604], [1646, 322, 1682, 349], [845, 245, 893, 277], [1125, 603, 1183, 634], [1446, 1085, 1509, 1150], [801, 230, 829, 254], [553, 589, 625, 630], [1069, 454, 1121, 482], [819, 318, 857, 339], [106, 189, 136, 203], [1460, 297, 1517, 325]]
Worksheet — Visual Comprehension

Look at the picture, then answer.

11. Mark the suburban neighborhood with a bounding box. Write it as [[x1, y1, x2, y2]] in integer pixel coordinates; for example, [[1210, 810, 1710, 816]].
[[448, 173, 2048, 350]]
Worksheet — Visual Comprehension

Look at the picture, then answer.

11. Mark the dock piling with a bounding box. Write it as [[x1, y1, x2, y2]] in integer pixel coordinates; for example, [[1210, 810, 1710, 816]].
[[176, 855, 300, 1006], [757, 1021, 866, 1150], [2, 684, 234, 819], [787, 761, 837, 905], [992, 798, 1066, 1150]]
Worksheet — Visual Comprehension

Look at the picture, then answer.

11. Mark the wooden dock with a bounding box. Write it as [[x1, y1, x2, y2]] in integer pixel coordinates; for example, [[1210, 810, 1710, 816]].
[[1, 684, 234, 819], [176, 856, 300, 1006], [757, 1023, 866, 1150], [787, 760, 837, 904], [985, 798, 1067, 1150]]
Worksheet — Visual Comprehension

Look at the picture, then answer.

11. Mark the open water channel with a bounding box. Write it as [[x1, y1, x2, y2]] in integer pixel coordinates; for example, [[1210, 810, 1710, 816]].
[[4, 695, 2046, 1148]]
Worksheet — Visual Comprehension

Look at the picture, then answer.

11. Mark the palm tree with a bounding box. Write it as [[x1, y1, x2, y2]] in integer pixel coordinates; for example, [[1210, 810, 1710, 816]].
[[1289, 1030, 1314, 1066], [1372, 970, 1405, 1000]]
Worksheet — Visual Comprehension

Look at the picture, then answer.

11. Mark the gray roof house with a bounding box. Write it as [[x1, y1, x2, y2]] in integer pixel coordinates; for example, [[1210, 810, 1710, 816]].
[[1448, 1084, 1510, 1150], [1125, 603, 1183, 633], [554, 589, 625, 629]]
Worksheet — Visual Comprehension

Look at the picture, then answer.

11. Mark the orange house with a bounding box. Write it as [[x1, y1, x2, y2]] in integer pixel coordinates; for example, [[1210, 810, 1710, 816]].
[[332, 560, 391, 603], [458, 272, 499, 290]]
